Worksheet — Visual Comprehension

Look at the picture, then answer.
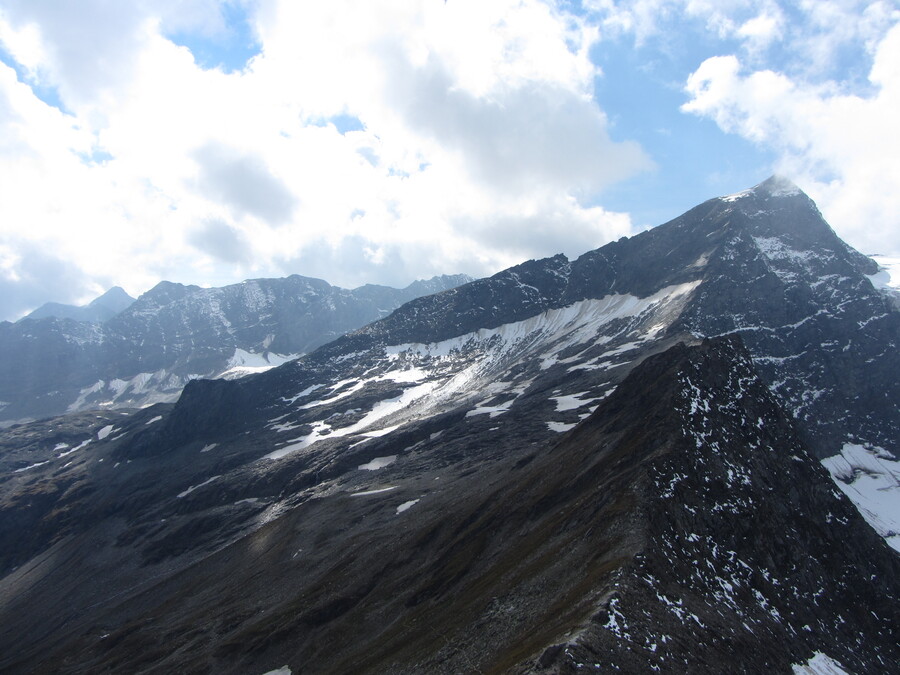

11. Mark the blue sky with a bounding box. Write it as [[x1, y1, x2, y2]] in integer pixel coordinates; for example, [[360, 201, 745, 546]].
[[0, 0, 898, 320]]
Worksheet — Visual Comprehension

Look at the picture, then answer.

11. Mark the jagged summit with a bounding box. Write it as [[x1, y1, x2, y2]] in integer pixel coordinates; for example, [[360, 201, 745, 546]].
[[701, 174, 876, 281], [756, 173, 802, 196], [720, 174, 803, 202]]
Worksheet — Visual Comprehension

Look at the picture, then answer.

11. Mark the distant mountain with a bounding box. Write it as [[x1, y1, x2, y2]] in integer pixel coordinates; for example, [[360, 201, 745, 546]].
[[22, 286, 135, 323], [0, 178, 897, 673], [0, 273, 472, 423]]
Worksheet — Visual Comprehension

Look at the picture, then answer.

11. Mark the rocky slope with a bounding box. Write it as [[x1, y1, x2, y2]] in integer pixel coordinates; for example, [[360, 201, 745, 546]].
[[0, 273, 471, 423], [0, 178, 897, 673], [1, 338, 896, 674]]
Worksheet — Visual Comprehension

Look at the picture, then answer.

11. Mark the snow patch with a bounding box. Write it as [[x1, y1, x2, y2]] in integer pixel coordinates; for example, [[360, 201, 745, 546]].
[[869, 255, 900, 292], [267, 283, 699, 462], [547, 421, 577, 433], [58, 438, 92, 458], [466, 398, 515, 418], [67, 380, 105, 412], [67, 371, 188, 414], [822, 443, 900, 552], [754, 236, 815, 267], [298, 379, 367, 410], [550, 392, 598, 412], [602, 597, 630, 639], [689, 251, 712, 268], [791, 652, 849, 674], [177, 475, 221, 498], [351, 486, 397, 496], [720, 189, 752, 203], [97, 425, 115, 440], [396, 499, 419, 514], [13, 460, 50, 473], [361, 425, 401, 438], [219, 348, 298, 379], [358, 455, 397, 471], [282, 383, 323, 405]]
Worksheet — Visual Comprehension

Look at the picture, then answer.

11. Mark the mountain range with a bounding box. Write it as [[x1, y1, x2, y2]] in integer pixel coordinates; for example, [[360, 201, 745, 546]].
[[0, 177, 897, 673], [0, 273, 471, 424]]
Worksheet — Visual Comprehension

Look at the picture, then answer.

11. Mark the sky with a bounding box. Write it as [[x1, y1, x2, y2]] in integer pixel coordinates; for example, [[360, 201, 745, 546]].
[[0, 0, 898, 320]]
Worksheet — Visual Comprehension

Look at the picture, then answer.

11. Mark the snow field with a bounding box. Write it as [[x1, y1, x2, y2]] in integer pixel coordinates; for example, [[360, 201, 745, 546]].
[[220, 348, 298, 378], [821, 444, 900, 552], [267, 282, 700, 460], [869, 255, 900, 290]]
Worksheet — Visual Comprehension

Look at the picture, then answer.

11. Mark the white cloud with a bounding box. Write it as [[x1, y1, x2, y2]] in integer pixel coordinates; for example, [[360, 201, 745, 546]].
[[736, 8, 785, 56], [683, 22, 900, 255], [6, 0, 895, 322], [588, 0, 896, 69], [192, 142, 297, 225], [0, 0, 648, 318], [588, 0, 764, 46], [795, 0, 899, 70]]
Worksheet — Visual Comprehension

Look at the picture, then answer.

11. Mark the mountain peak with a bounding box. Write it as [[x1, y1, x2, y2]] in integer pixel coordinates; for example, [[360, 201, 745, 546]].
[[720, 174, 803, 203], [21, 286, 135, 323], [755, 174, 802, 197], [87, 286, 135, 313]]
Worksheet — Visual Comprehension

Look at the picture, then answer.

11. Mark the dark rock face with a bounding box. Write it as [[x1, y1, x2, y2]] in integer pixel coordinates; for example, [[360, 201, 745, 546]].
[[671, 178, 897, 457], [2, 338, 897, 674], [0, 178, 897, 674], [523, 337, 900, 674], [0, 273, 472, 422]]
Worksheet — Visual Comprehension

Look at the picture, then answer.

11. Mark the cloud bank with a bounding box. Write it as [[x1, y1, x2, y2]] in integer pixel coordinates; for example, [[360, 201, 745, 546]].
[[1, 0, 897, 320], [0, 0, 648, 319]]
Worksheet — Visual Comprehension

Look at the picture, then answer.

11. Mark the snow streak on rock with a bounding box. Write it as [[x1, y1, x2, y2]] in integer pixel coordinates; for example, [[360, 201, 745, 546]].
[[263, 282, 700, 460]]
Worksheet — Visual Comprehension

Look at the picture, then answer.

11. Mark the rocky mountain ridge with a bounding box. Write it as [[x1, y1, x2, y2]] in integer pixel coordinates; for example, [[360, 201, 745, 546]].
[[320, 176, 897, 458], [0, 177, 897, 673], [0, 273, 471, 423]]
